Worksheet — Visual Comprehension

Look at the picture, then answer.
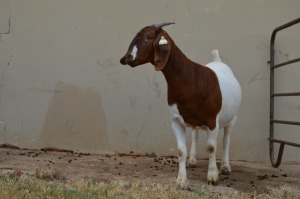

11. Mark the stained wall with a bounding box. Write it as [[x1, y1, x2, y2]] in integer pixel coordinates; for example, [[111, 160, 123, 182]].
[[0, 0, 300, 162]]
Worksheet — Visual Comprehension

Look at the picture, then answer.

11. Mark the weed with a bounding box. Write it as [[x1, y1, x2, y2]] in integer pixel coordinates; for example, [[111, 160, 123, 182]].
[[0, 173, 299, 199], [145, 152, 157, 158], [35, 168, 66, 181]]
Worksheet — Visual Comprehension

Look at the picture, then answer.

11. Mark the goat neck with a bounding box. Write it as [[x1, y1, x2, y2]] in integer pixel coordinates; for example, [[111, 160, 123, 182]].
[[160, 39, 208, 105]]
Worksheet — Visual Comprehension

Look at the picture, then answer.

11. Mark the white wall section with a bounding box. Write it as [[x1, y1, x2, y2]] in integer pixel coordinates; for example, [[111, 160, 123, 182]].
[[0, 0, 300, 162]]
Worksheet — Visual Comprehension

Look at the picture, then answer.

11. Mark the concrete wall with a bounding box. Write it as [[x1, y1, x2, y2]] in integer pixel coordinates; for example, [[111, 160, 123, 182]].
[[0, 0, 300, 163]]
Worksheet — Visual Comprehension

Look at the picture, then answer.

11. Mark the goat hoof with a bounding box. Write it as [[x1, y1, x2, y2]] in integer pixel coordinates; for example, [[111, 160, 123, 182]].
[[188, 158, 197, 168], [221, 165, 231, 175], [208, 180, 218, 186], [176, 177, 189, 190], [220, 169, 229, 175], [207, 169, 219, 185], [189, 164, 196, 168]]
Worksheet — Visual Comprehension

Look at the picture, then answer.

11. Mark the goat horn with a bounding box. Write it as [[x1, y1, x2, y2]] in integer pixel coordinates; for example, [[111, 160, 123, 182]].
[[153, 22, 175, 29]]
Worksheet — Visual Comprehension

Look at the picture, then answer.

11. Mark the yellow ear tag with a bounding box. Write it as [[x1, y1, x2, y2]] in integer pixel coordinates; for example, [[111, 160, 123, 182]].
[[159, 36, 168, 45]]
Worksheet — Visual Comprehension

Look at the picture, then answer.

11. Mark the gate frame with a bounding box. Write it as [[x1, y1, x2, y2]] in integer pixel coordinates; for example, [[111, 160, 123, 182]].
[[269, 17, 300, 168]]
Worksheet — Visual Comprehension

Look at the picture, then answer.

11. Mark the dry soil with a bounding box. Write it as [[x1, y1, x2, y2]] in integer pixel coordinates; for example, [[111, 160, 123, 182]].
[[0, 145, 299, 194]]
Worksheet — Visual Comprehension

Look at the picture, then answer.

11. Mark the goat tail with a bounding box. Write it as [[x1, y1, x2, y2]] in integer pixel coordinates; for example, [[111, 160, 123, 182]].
[[211, 49, 223, 63]]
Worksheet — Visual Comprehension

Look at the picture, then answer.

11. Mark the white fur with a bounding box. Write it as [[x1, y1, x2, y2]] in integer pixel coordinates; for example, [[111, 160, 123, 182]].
[[169, 104, 190, 188], [170, 49, 241, 187], [221, 116, 236, 173], [206, 117, 220, 183], [170, 104, 185, 125], [189, 129, 199, 166], [131, 45, 138, 61], [206, 50, 242, 128], [171, 115, 188, 188], [211, 49, 222, 62]]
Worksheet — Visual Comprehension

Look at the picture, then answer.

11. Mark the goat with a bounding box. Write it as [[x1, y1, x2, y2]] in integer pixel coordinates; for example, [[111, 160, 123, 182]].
[[120, 22, 242, 188]]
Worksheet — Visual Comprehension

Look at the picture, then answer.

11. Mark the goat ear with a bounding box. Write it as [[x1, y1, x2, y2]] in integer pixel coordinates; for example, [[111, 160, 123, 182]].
[[153, 32, 171, 71]]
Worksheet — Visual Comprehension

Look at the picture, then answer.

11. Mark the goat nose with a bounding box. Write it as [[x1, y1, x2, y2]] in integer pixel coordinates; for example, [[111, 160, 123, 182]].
[[120, 53, 131, 65]]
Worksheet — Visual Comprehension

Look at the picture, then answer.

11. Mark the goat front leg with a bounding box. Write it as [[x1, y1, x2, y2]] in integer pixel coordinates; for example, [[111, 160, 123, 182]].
[[206, 122, 219, 185], [171, 117, 188, 189], [189, 129, 199, 167]]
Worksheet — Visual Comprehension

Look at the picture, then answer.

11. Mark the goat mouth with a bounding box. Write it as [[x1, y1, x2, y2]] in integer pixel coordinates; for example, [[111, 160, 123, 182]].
[[127, 59, 139, 67], [120, 54, 130, 65], [120, 54, 138, 67], [121, 57, 138, 67]]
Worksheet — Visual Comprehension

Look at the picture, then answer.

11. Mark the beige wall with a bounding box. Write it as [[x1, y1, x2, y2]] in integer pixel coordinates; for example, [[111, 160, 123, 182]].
[[0, 0, 300, 163]]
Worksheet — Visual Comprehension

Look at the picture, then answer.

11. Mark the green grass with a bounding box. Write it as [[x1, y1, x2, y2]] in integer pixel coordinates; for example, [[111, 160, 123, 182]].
[[0, 172, 299, 199]]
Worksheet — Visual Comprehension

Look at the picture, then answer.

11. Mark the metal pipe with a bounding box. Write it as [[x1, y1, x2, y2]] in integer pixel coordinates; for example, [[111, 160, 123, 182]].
[[271, 120, 300, 126], [269, 17, 300, 168], [272, 58, 300, 69], [270, 138, 300, 148], [271, 92, 300, 97]]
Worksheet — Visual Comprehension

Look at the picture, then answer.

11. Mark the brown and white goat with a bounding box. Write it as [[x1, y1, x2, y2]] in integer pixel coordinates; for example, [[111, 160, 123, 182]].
[[120, 22, 242, 188]]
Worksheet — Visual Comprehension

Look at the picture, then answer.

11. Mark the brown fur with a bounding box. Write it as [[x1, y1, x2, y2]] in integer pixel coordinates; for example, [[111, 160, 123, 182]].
[[206, 145, 215, 154], [161, 36, 222, 130], [120, 26, 222, 130], [178, 149, 183, 158]]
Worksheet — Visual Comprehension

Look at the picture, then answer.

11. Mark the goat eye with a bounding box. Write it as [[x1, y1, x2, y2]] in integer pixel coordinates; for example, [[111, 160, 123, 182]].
[[145, 36, 154, 42]]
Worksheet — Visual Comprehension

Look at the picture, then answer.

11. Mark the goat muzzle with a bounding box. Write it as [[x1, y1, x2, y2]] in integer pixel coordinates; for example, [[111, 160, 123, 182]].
[[120, 53, 131, 65], [120, 53, 138, 67]]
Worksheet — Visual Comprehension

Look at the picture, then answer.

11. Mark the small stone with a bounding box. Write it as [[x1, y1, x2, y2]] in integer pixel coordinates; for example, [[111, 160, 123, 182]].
[[257, 175, 268, 180], [13, 170, 22, 177]]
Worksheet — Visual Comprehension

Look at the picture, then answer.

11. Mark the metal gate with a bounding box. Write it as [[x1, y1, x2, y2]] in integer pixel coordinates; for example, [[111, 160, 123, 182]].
[[269, 17, 300, 167]]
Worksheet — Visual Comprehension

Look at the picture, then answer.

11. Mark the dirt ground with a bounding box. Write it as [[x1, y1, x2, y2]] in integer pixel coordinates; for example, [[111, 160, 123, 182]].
[[0, 145, 299, 194]]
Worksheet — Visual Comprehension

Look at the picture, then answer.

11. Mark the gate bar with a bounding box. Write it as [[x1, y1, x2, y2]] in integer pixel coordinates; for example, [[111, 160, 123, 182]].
[[270, 138, 300, 148], [272, 58, 300, 69], [271, 92, 300, 97], [270, 17, 300, 168], [271, 119, 300, 126]]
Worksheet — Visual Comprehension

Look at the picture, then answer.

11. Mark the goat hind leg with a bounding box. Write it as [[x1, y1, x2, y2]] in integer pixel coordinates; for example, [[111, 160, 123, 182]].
[[189, 129, 199, 167], [221, 116, 237, 175], [206, 122, 219, 185]]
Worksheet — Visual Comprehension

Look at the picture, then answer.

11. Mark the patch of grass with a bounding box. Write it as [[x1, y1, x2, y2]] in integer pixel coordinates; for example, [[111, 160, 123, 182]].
[[266, 186, 300, 199], [0, 172, 299, 199], [145, 152, 157, 158], [35, 168, 66, 181]]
